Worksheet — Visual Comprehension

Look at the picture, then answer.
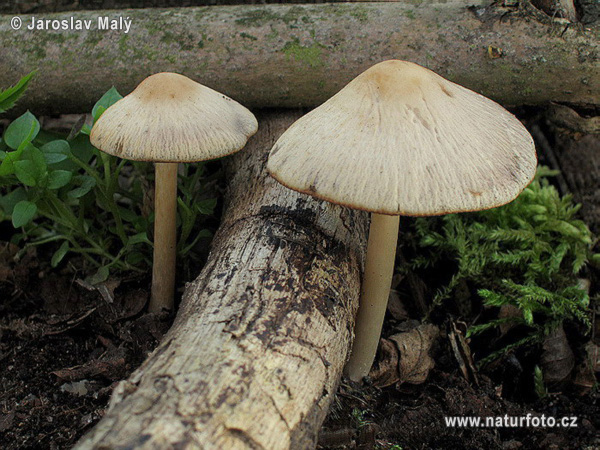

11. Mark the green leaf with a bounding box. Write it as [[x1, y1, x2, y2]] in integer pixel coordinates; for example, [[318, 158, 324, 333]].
[[12, 200, 37, 227], [117, 206, 140, 223], [68, 175, 96, 198], [51, 241, 70, 267], [0, 143, 28, 176], [80, 124, 92, 136], [85, 266, 110, 285], [127, 232, 151, 246], [69, 134, 96, 165], [0, 72, 35, 114], [125, 251, 146, 265], [41, 139, 71, 156], [13, 145, 47, 186], [47, 170, 73, 189], [196, 198, 217, 215], [0, 151, 18, 176], [3, 111, 40, 150], [43, 153, 68, 164], [14, 160, 38, 186], [0, 187, 27, 216], [92, 87, 122, 122]]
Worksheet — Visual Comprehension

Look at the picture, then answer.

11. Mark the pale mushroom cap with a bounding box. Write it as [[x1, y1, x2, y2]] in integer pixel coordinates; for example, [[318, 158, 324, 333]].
[[90, 72, 258, 162], [267, 60, 537, 216]]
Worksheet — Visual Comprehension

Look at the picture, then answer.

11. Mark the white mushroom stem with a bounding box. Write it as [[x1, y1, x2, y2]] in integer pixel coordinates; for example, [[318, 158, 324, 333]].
[[345, 213, 400, 382], [149, 162, 179, 313]]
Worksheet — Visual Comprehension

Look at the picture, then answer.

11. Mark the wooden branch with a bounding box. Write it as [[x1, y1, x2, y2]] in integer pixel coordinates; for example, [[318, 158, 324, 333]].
[[74, 111, 369, 449], [0, 2, 598, 115]]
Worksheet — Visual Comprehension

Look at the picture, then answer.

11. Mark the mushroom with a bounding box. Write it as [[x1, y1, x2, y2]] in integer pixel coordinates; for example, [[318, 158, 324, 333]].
[[91, 72, 258, 313], [266, 60, 537, 382]]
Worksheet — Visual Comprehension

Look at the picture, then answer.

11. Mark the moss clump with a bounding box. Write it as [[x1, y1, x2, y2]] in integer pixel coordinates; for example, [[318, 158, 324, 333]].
[[409, 167, 594, 364], [282, 38, 324, 68], [234, 9, 281, 27], [239, 32, 258, 41]]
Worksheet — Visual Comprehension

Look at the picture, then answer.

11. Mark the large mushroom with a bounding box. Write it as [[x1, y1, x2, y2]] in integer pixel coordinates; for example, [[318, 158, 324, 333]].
[[91, 72, 258, 313], [267, 60, 537, 382]]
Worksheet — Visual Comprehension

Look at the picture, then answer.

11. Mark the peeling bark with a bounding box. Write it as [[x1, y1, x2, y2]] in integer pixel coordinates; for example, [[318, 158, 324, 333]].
[[0, 2, 598, 115], [74, 111, 369, 449]]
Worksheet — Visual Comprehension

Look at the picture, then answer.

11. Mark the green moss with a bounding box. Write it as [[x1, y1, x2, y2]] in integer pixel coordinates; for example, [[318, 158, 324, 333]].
[[282, 6, 310, 24], [240, 32, 258, 41], [46, 33, 67, 44], [83, 31, 103, 47], [118, 35, 129, 54], [234, 5, 321, 28], [404, 10, 416, 20], [282, 38, 324, 68], [160, 31, 176, 44], [235, 9, 281, 27], [27, 39, 47, 60], [349, 6, 369, 22], [267, 26, 279, 40], [159, 31, 195, 51]]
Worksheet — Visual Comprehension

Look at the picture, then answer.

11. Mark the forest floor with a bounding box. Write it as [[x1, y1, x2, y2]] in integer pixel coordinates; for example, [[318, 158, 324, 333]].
[[1, 109, 599, 450]]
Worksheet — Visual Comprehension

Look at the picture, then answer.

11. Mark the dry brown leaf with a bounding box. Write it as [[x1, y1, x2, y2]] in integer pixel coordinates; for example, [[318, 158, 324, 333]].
[[389, 323, 438, 385], [572, 342, 599, 395], [387, 290, 409, 321], [540, 323, 574, 384], [368, 338, 400, 387], [498, 304, 522, 336], [448, 320, 479, 386]]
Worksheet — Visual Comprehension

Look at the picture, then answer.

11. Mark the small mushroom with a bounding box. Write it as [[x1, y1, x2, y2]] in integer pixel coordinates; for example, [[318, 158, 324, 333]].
[[267, 60, 537, 381], [91, 72, 258, 313]]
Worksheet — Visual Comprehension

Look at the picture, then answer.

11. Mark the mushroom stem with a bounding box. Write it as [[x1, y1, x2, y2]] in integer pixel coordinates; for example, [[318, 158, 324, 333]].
[[149, 162, 179, 313], [345, 213, 400, 382]]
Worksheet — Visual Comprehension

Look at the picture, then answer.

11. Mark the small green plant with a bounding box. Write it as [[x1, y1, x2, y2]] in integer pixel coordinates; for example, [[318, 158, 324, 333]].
[[533, 365, 547, 399], [411, 168, 594, 364], [0, 73, 216, 283], [351, 408, 371, 428]]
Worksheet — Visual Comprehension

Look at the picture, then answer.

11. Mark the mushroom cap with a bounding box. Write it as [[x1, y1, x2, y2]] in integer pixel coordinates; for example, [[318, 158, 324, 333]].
[[267, 60, 537, 216], [90, 72, 258, 162]]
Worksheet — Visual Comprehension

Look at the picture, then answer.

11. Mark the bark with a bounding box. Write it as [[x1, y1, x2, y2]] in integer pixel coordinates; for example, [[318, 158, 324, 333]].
[[0, 2, 598, 115], [543, 124, 600, 233], [74, 110, 369, 449]]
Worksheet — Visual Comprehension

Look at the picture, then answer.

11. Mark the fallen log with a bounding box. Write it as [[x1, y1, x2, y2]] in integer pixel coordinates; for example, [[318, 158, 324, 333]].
[[0, 1, 598, 115], [74, 111, 369, 449]]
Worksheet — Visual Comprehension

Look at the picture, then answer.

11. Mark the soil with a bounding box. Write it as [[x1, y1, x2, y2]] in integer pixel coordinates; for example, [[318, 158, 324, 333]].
[[0, 245, 172, 449], [319, 372, 599, 450], [1, 112, 599, 449]]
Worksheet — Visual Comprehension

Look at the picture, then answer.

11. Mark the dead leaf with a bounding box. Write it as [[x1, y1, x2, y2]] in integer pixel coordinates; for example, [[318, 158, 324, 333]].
[[487, 46, 503, 59], [498, 304, 522, 336], [586, 342, 600, 373], [43, 307, 97, 336], [369, 338, 400, 387], [52, 346, 128, 381], [448, 320, 479, 386], [540, 323, 574, 384], [374, 323, 438, 387], [387, 290, 408, 321], [547, 104, 600, 134], [572, 341, 599, 395]]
